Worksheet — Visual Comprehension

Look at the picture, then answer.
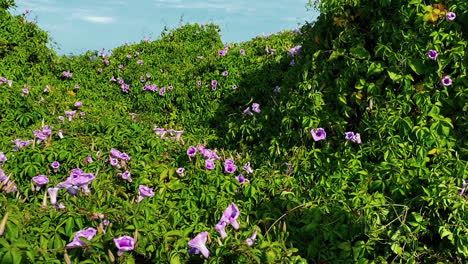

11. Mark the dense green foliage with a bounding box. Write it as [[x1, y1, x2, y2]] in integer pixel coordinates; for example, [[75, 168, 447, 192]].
[[0, 0, 467, 263]]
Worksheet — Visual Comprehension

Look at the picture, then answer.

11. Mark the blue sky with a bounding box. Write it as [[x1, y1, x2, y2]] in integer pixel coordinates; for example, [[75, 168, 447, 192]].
[[12, 0, 319, 55]]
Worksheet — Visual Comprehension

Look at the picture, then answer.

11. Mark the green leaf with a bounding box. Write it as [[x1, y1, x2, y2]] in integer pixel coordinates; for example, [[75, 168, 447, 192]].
[[350, 46, 370, 60], [408, 59, 426, 75]]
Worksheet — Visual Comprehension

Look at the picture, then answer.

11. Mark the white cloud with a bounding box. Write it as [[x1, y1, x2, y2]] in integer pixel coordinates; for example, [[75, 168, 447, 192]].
[[81, 16, 115, 23]]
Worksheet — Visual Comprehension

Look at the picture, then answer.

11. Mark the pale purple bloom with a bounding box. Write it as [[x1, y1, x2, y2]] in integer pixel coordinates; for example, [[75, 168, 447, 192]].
[[118, 171, 132, 182], [110, 76, 116, 82], [56, 203, 66, 209], [74, 84, 80, 89], [118, 64, 124, 69], [121, 84, 130, 93], [235, 174, 250, 184], [66, 228, 97, 248], [216, 202, 241, 235], [232, 85, 238, 89], [114, 235, 135, 256], [44, 85, 51, 92], [251, 103, 260, 113], [460, 179, 466, 196], [33, 130, 46, 142], [159, 86, 166, 96], [311, 128, 326, 141], [293, 27, 301, 34], [188, 232, 210, 259], [109, 157, 119, 167], [205, 159, 215, 170], [222, 71, 228, 76], [51, 161, 60, 171], [225, 164, 237, 174], [225, 159, 235, 166], [103, 59, 110, 65], [32, 175, 49, 190], [135, 51, 140, 56], [274, 86, 280, 93], [211, 80, 218, 86], [446, 12, 456, 21], [428, 50, 438, 60], [218, 50, 227, 56], [62, 71, 73, 78], [137, 60, 143, 64], [289, 59, 295, 66], [215, 221, 228, 239], [137, 185, 154, 202], [146, 73, 151, 78], [65, 110, 77, 122], [126, 54, 132, 59], [74, 101, 83, 108], [168, 85, 173, 90], [0, 152, 7, 164], [242, 162, 254, 174], [289, 45, 302, 56], [197, 81, 202, 86], [154, 127, 166, 137], [240, 49, 245, 55], [176, 168, 185, 176], [84, 155, 93, 164], [57, 129, 64, 139], [345, 132, 362, 144], [246, 230, 258, 246], [187, 146, 197, 157], [243, 107, 253, 115], [48, 187, 59, 205], [80, 112, 86, 117], [21, 88, 29, 96], [42, 126, 52, 136], [58, 116, 65, 122], [97, 68, 103, 72], [441, 76, 452, 86]]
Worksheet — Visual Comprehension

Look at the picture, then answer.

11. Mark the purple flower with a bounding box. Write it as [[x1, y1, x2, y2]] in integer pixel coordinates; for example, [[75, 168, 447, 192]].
[[187, 146, 197, 157], [114, 236, 135, 256], [44, 85, 51, 92], [57, 130, 64, 139], [205, 159, 215, 170], [345, 131, 362, 144], [211, 80, 218, 86], [441, 76, 452, 86], [218, 50, 227, 56], [97, 68, 103, 72], [42, 126, 52, 136], [0, 152, 7, 164], [176, 168, 185, 176], [126, 54, 132, 59], [21, 88, 29, 96], [246, 230, 258, 246], [188, 232, 210, 259], [74, 101, 83, 108], [62, 71, 73, 78], [159, 86, 166, 96], [32, 175, 49, 190], [251, 103, 260, 113], [222, 71, 228, 76], [311, 128, 326, 141], [235, 174, 250, 184], [242, 162, 254, 174], [273, 86, 280, 93], [243, 107, 253, 115], [137, 60, 143, 64], [65, 110, 77, 122], [110, 76, 116, 82], [66, 228, 97, 248], [80, 112, 85, 118], [154, 127, 166, 137], [446, 12, 456, 21], [84, 155, 93, 164], [197, 81, 202, 86], [232, 85, 238, 89], [146, 73, 151, 78], [289, 45, 302, 56], [51, 161, 60, 171], [215, 221, 228, 239], [240, 49, 245, 55], [168, 85, 173, 90], [74, 84, 80, 89], [48, 187, 59, 205], [293, 27, 301, 34], [103, 59, 110, 65], [137, 185, 154, 202], [33, 130, 47, 142], [428, 50, 438, 60], [220, 203, 240, 230], [118, 171, 132, 182], [109, 157, 119, 167], [118, 64, 124, 69], [289, 59, 296, 66], [460, 179, 466, 196], [225, 164, 237, 174]]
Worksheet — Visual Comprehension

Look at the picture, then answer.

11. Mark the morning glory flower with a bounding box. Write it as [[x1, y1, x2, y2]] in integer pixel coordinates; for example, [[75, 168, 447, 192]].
[[51, 161, 60, 172], [74, 101, 83, 108], [235, 174, 250, 184], [117, 171, 132, 182], [33, 130, 46, 142], [460, 179, 466, 196], [44, 85, 51, 92], [441, 76, 452, 86], [251, 103, 260, 113], [232, 85, 238, 89], [225, 164, 237, 174], [159, 87, 166, 96], [290, 59, 296, 66], [243, 107, 253, 115], [57, 129, 64, 139], [188, 232, 210, 259], [274, 86, 280, 93], [240, 49, 245, 55], [137, 60, 143, 64], [65, 110, 77, 122], [32, 175, 49, 191], [245, 230, 258, 246], [242, 162, 254, 174], [126, 54, 132, 59], [289, 45, 302, 56], [66, 228, 97, 248], [137, 185, 154, 202], [187, 146, 197, 157], [345, 132, 362, 144], [222, 71, 229, 76], [218, 50, 227, 56], [84, 155, 93, 164], [0, 152, 7, 164], [446, 12, 456, 21], [176, 168, 185, 176], [114, 235, 135, 256], [215, 221, 228, 239], [220, 203, 240, 230], [211, 80, 218, 86], [74, 84, 80, 89], [311, 128, 326, 141], [197, 81, 202, 86], [62, 71, 73, 78], [48, 187, 59, 205], [21, 88, 29, 96], [42, 126, 52, 136], [109, 157, 120, 167], [205, 159, 215, 170], [428, 50, 438, 60]]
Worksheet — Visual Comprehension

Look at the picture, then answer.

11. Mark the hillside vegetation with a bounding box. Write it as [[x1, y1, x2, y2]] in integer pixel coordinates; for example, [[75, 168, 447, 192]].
[[0, 0, 467, 263]]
